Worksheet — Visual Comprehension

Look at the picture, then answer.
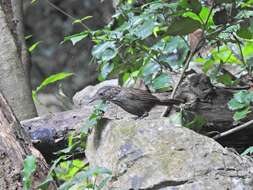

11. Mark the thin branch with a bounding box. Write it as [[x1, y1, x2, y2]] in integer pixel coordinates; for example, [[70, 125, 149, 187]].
[[204, 2, 214, 29], [161, 2, 215, 117], [180, 36, 190, 49], [171, 51, 194, 98], [46, 0, 91, 31], [233, 34, 251, 76], [213, 119, 253, 140], [161, 50, 195, 116]]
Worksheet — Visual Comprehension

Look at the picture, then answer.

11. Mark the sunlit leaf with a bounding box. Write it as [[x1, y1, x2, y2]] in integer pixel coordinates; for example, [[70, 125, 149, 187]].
[[72, 16, 93, 24], [63, 32, 89, 45], [168, 112, 183, 126], [23, 155, 36, 190], [35, 72, 73, 93], [25, 35, 33, 40], [28, 41, 42, 52], [217, 74, 234, 86], [241, 146, 253, 156], [184, 115, 206, 132], [56, 160, 87, 181], [31, 0, 38, 4], [228, 98, 247, 110], [233, 107, 251, 121], [92, 41, 118, 62]]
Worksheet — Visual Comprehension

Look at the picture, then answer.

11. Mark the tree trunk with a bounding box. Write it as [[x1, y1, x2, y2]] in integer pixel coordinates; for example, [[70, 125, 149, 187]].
[[0, 1, 37, 120], [0, 91, 56, 189]]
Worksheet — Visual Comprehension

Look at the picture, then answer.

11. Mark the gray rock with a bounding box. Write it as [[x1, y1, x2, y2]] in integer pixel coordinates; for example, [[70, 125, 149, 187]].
[[73, 79, 118, 108], [86, 118, 253, 190], [72, 79, 173, 120]]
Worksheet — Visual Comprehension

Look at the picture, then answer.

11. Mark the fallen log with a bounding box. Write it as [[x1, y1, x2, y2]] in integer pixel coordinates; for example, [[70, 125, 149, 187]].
[[21, 76, 253, 160]]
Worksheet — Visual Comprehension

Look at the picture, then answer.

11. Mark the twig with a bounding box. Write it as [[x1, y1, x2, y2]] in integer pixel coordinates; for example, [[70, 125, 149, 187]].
[[213, 119, 253, 140], [161, 2, 215, 117], [161, 50, 195, 117], [171, 51, 194, 98], [46, 0, 91, 31], [233, 34, 251, 77]]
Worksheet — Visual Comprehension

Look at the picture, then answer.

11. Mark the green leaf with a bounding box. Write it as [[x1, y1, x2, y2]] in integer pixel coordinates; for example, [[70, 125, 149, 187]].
[[242, 42, 253, 57], [168, 112, 183, 126], [142, 61, 160, 76], [130, 17, 156, 39], [228, 99, 247, 111], [32, 90, 38, 103], [28, 41, 42, 52], [199, 7, 214, 26], [217, 74, 234, 86], [151, 74, 171, 90], [72, 16, 93, 24], [92, 42, 118, 62], [234, 90, 253, 104], [55, 160, 86, 181], [202, 59, 214, 73], [35, 72, 73, 93], [58, 166, 111, 190], [152, 36, 186, 54], [167, 17, 201, 36], [31, 0, 38, 4], [233, 107, 251, 121], [99, 62, 114, 81], [184, 115, 206, 132], [63, 32, 89, 45], [241, 146, 253, 156], [23, 155, 36, 190], [25, 35, 33, 40]]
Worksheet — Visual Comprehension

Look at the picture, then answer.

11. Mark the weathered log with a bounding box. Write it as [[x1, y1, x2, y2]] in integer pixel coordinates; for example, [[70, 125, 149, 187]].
[[21, 108, 91, 161], [21, 77, 253, 159], [0, 92, 56, 189]]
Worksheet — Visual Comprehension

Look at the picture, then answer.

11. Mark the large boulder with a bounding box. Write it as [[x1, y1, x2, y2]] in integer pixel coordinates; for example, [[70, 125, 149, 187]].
[[86, 118, 253, 189], [73, 79, 118, 108]]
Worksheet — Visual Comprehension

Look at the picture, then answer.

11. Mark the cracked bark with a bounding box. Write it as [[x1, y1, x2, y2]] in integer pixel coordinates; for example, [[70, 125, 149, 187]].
[[0, 92, 56, 189]]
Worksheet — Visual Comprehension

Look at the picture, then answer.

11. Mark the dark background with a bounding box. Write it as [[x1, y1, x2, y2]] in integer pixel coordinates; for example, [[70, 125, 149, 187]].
[[24, 0, 114, 113]]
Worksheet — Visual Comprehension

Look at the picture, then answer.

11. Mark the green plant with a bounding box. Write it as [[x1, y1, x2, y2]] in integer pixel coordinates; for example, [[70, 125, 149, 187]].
[[37, 101, 109, 189], [228, 90, 253, 121], [64, 1, 253, 93], [22, 155, 36, 190], [30, 0, 253, 188], [241, 146, 253, 156], [32, 72, 73, 102]]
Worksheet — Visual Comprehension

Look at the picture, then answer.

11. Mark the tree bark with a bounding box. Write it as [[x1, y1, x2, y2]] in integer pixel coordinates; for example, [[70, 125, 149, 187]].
[[0, 91, 56, 189], [0, 2, 37, 120]]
